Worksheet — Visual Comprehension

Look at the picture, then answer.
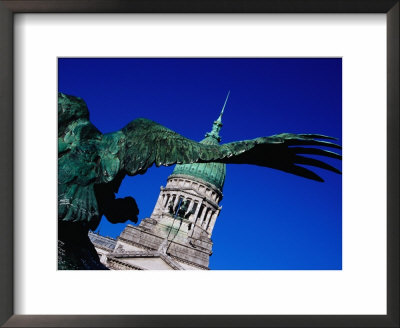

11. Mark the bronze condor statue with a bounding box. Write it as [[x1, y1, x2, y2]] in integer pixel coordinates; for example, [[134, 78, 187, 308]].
[[58, 92, 341, 269]]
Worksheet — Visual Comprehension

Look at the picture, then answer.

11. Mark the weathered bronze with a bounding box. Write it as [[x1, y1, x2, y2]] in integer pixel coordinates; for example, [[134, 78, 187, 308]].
[[58, 92, 341, 270]]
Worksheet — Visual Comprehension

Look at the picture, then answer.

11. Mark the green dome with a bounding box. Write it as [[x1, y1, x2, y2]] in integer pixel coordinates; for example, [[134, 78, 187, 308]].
[[171, 135, 226, 191]]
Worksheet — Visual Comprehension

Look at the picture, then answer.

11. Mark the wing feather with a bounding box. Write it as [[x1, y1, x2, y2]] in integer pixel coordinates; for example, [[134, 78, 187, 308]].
[[120, 118, 341, 181]]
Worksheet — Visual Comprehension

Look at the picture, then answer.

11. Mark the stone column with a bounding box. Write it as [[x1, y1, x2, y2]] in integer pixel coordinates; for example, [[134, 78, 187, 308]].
[[162, 193, 170, 207], [199, 206, 208, 227], [205, 210, 214, 230], [174, 194, 182, 208], [186, 200, 194, 220], [193, 200, 202, 224], [207, 210, 219, 235], [203, 209, 213, 229]]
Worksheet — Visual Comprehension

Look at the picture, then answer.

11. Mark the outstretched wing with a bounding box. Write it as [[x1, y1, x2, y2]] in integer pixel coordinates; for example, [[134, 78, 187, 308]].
[[120, 119, 341, 182]]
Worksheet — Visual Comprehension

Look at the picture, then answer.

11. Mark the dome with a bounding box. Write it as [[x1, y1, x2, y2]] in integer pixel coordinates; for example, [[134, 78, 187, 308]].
[[170, 135, 226, 191]]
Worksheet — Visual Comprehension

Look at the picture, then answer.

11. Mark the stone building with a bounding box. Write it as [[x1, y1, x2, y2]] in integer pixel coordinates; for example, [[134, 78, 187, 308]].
[[89, 105, 228, 270]]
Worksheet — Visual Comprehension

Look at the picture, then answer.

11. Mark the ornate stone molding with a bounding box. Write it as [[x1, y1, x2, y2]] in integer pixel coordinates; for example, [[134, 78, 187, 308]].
[[107, 258, 143, 270], [109, 250, 185, 270], [167, 174, 223, 198], [170, 255, 209, 270]]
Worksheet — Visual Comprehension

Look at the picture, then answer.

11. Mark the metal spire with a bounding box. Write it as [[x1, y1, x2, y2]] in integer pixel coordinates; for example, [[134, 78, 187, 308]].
[[205, 91, 230, 142], [216, 90, 230, 123]]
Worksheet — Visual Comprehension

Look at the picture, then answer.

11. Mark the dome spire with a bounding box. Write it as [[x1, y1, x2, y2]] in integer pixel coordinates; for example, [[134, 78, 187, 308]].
[[205, 90, 230, 142], [217, 90, 230, 123], [171, 91, 228, 191]]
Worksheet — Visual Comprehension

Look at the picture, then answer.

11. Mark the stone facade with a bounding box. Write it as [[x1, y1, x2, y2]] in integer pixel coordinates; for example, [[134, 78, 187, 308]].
[[89, 171, 224, 270], [89, 104, 228, 270]]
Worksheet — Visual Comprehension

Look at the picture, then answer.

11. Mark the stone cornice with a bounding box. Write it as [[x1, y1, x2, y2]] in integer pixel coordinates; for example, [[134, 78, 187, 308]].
[[167, 174, 223, 198], [159, 254, 184, 270], [110, 250, 156, 258], [109, 250, 185, 270], [107, 257, 143, 270], [170, 255, 209, 270]]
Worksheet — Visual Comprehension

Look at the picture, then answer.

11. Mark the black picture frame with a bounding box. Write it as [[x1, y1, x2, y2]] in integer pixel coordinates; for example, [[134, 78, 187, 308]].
[[0, 1, 398, 327]]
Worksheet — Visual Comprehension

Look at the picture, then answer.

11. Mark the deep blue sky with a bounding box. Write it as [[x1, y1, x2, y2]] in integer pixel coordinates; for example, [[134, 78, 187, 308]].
[[58, 58, 342, 270]]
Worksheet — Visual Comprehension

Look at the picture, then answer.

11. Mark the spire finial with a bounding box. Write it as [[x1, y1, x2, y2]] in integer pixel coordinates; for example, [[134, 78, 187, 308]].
[[216, 90, 230, 123], [205, 91, 230, 142]]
